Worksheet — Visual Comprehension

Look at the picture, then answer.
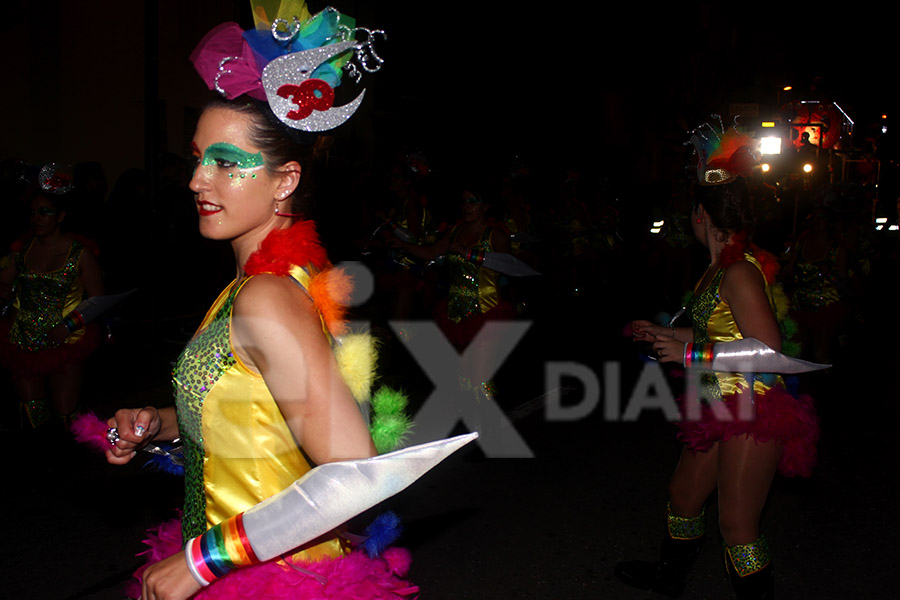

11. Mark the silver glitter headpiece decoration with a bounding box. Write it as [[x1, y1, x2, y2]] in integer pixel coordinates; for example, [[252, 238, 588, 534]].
[[191, 4, 385, 134], [38, 163, 74, 195], [259, 8, 385, 132]]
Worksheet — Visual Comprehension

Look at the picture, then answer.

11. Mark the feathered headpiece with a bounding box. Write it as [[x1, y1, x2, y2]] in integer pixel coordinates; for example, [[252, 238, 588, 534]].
[[688, 116, 760, 185], [191, 0, 385, 133]]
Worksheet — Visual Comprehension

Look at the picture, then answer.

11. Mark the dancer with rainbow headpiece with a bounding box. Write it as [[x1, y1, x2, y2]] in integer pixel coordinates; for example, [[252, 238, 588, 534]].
[[90, 3, 477, 599], [615, 116, 825, 600]]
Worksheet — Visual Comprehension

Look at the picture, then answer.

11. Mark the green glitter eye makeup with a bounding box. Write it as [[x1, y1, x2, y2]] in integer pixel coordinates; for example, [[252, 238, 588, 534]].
[[201, 143, 265, 170]]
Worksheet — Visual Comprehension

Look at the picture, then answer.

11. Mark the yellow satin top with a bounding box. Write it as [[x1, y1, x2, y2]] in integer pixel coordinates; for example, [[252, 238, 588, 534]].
[[174, 274, 345, 562], [690, 253, 781, 399]]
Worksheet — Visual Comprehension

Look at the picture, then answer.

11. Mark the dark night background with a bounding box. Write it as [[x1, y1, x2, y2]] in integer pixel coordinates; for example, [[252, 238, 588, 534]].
[[1, 1, 898, 599]]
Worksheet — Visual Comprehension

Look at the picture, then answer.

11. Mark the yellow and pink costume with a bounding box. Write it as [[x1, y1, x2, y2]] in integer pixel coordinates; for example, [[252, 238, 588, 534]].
[[130, 221, 415, 599], [677, 245, 819, 477]]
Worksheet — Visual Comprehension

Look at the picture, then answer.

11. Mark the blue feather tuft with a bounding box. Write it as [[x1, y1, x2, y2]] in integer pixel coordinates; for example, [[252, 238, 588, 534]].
[[363, 511, 402, 558], [141, 443, 185, 476]]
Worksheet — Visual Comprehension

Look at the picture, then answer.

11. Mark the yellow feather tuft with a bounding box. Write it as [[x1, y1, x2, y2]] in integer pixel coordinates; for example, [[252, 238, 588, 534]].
[[771, 283, 790, 322], [335, 332, 378, 403]]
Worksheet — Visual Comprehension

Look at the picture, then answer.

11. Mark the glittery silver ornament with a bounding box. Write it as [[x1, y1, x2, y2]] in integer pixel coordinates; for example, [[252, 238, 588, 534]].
[[261, 40, 365, 132]]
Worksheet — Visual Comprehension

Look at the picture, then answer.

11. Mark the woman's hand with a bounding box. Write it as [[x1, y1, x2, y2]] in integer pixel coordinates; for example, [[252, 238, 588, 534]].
[[652, 334, 685, 364], [105, 407, 162, 465], [141, 551, 202, 600], [632, 320, 664, 342]]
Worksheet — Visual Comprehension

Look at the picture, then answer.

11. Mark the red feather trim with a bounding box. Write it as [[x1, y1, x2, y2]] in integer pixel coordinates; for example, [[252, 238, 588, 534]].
[[719, 233, 779, 284], [70, 233, 100, 257], [244, 221, 328, 277], [8, 234, 100, 256]]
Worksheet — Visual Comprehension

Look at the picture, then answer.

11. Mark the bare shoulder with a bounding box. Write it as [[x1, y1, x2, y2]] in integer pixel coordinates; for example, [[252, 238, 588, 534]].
[[231, 274, 329, 371], [233, 274, 317, 325], [78, 245, 101, 268], [490, 226, 511, 253], [721, 259, 766, 293]]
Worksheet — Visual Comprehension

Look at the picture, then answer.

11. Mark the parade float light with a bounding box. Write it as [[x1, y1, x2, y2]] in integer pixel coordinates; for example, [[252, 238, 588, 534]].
[[760, 136, 782, 155], [803, 163, 813, 173], [761, 163, 771, 173], [875, 217, 888, 224], [890, 225, 899, 231], [650, 220, 664, 234]]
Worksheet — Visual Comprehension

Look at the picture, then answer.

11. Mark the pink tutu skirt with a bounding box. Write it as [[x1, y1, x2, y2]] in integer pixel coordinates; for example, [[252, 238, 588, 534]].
[[125, 517, 419, 600], [0, 319, 102, 377], [677, 385, 819, 477]]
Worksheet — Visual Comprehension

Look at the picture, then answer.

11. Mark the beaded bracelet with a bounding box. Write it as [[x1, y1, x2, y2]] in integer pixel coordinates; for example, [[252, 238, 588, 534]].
[[61, 310, 85, 334], [464, 247, 485, 265], [683, 342, 714, 368], [185, 512, 259, 586]]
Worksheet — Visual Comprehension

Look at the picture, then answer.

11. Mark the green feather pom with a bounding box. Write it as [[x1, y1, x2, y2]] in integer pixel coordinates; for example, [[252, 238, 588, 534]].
[[369, 386, 413, 454], [782, 340, 801, 358]]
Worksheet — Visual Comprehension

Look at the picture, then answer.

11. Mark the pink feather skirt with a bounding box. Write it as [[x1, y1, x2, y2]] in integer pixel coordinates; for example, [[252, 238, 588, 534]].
[[124, 517, 419, 600], [677, 385, 819, 477]]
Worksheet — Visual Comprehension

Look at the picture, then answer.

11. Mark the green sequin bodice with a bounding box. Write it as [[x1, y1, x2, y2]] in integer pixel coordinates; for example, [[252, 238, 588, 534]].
[[687, 268, 725, 401], [172, 281, 239, 540], [446, 226, 494, 323], [10, 240, 83, 351]]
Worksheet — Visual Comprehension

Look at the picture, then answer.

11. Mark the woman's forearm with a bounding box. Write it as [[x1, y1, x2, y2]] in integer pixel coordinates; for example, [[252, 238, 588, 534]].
[[673, 327, 693, 343]]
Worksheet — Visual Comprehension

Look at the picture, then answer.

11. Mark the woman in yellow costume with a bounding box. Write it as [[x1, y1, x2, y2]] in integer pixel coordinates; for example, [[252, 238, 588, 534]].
[[616, 121, 819, 600], [100, 3, 421, 599]]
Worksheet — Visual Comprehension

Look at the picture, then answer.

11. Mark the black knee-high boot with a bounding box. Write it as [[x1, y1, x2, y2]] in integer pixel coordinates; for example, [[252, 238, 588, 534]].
[[724, 536, 774, 600], [614, 504, 706, 598]]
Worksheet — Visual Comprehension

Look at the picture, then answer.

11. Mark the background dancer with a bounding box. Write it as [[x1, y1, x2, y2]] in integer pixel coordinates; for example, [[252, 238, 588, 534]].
[[616, 121, 819, 599], [1, 166, 104, 428]]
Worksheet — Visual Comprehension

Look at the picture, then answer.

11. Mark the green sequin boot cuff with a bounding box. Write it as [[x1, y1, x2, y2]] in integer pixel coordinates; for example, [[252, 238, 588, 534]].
[[666, 502, 706, 540], [724, 536, 771, 578]]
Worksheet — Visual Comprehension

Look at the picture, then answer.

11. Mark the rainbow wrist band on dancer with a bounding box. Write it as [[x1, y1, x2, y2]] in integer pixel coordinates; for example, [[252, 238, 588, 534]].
[[182, 434, 477, 587], [61, 310, 85, 334], [186, 513, 259, 586], [683, 342, 713, 368], [464, 248, 485, 265]]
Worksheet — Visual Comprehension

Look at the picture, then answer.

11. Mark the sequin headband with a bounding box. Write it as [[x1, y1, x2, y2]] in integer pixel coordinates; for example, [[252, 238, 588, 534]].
[[190, 3, 384, 133], [687, 115, 760, 186]]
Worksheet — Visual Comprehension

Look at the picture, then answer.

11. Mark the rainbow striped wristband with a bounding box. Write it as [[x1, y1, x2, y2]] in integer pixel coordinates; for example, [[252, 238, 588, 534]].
[[185, 512, 260, 586], [683, 342, 714, 368], [61, 310, 85, 334], [465, 248, 485, 265]]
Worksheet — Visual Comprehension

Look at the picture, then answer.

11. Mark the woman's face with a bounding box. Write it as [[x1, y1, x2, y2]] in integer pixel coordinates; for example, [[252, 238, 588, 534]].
[[461, 190, 488, 223], [189, 107, 284, 242], [30, 194, 63, 237]]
